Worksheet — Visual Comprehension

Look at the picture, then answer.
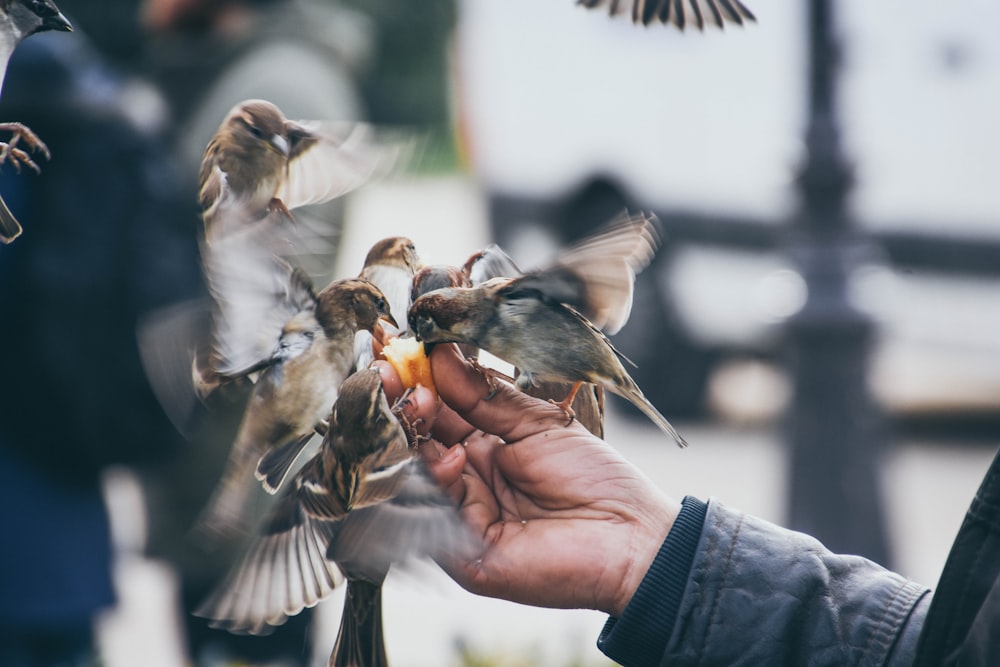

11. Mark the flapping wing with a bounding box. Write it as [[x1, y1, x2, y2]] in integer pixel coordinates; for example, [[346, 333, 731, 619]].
[[193, 489, 344, 635], [329, 461, 478, 583], [202, 222, 318, 378], [463, 244, 523, 285], [510, 211, 660, 335], [277, 121, 409, 210], [577, 0, 755, 29]]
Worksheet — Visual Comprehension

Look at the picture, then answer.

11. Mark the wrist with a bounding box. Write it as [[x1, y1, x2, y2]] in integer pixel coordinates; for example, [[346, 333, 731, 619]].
[[607, 490, 682, 616], [599, 496, 709, 664]]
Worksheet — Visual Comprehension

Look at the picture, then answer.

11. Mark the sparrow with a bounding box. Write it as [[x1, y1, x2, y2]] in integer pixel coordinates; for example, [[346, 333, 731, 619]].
[[459, 244, 608, 438], [577, 0, 755, 30], [195, 368, 473, 667], [409, 212, 688, 447], [195, 260, 398, 541], [0, 0, 71, 243], [352, 236, 422, 372], [412, 263, 471, 301], [359, 236, 422, 329], [198, 98, 398, 239]]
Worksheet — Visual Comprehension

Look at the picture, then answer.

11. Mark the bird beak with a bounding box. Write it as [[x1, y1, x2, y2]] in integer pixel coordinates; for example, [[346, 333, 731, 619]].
[[269, 134, 290, 157], [43, 10, 73, 33], [378, 312, 399, 330], [373, 314, 399, 348]]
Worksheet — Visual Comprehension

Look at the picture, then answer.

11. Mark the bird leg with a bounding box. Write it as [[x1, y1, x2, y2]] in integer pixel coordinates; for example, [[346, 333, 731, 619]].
[[466, 355, 514, 400], [391, 388, 429, 445], [550, 381, 585, 426], [0, 123, 51, 174]]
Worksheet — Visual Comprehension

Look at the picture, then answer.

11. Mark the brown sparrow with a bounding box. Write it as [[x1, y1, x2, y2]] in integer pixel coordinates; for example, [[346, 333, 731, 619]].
[[459, 243, 608, 438], [358, 236, 422, 334], [198, 98, 397, 239], [410, 212, 688, 447], [577, 0, 755, 30], [352, 236, 422, 371], [412, 264, 472, 301], [195, 368, 472, 667], [195, 263, 398, 541], [0, 0, 71, 243]]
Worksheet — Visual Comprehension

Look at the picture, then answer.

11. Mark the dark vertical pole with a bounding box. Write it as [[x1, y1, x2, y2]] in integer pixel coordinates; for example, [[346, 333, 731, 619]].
[[784, 0, 891, 565]]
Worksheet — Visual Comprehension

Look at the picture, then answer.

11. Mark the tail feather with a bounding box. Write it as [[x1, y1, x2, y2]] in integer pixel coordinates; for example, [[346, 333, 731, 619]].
[[613, 379, 688, 448], [330, 579, 388, 667]]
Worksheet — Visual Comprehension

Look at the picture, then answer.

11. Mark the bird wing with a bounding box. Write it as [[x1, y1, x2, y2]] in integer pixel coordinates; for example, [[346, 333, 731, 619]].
[[202, 222, 318, 378], [509, 211, 660, 335], [193, 486, 344, 635], [464, 243, 523, 285], [277, 121, 408, 210], [577, 0, 755, 29], [328, 460, 477, 582]]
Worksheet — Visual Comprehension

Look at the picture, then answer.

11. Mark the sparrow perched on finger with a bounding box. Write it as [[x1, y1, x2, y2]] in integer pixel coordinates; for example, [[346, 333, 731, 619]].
[[195, 259, 398, 541], [458, 244, 608, 437], [410, 212, 687, 447], [0, 0, 71, 244], [196, 368, 473, 667], [576, 0, 755, 30], [198, 98, 400, 239]]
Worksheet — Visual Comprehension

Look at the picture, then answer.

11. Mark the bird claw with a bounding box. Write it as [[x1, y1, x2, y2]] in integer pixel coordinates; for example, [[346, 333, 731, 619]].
[[548, 398, 577, 427], [0, 123, 50, 174], [551, 381, 585, 426], [466, 355, 513, 400], [391, 388, 430, 444]]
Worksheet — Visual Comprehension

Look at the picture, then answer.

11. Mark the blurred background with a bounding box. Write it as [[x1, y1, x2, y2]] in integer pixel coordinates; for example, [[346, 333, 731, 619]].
[[1, 0, 997, 665]]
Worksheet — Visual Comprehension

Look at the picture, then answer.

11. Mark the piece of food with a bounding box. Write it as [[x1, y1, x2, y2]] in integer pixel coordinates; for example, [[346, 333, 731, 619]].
[[381, 336, 436, 397]]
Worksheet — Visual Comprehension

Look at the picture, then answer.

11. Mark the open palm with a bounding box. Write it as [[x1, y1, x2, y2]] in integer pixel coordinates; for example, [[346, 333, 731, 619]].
[[380, 344, 679, 616]]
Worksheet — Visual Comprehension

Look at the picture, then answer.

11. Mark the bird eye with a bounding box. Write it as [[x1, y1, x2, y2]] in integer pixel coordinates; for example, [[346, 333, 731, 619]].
[[247, 124, 264, 139]]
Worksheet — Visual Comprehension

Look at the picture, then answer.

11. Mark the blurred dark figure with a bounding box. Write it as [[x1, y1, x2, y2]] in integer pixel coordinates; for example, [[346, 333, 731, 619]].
[[0, 25, 201, 667]]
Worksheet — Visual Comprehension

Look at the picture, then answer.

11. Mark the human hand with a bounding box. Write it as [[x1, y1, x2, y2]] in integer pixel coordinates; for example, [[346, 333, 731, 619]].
[[376, 344, 681, 617]]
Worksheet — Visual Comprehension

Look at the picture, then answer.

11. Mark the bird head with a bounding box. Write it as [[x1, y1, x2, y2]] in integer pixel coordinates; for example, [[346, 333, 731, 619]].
[[363, 236, 422, 275], [10, 0, 72, 39], [409, 286, 492, 346], [316, 278, 397, 337], [232, 99, 291, 159]]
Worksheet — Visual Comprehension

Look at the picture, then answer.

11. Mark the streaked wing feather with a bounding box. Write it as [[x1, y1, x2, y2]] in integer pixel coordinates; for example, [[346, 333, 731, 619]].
[[329, 462, 476, 582], [194, 492, 343, 635]]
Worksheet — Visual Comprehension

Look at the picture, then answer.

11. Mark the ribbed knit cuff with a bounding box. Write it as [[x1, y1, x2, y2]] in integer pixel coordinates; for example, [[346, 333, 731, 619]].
[[597, 495, 708, 667]]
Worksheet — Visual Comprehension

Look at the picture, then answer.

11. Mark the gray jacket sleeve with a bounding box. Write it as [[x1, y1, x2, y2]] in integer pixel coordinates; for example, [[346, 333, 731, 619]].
[[598, 497, 931, 666]]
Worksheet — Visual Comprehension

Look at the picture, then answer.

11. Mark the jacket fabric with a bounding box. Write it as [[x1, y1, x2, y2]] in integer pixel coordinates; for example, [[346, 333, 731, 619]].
[[599, 496, 932, 666], [914, 447, 1000, 665]]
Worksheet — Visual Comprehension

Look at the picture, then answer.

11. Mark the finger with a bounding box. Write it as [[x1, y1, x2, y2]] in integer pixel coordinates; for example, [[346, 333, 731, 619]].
[[377, 360, 438, 437], [418, 441, 468, 505], [377, 356, 474, 443], [429, 345, 571, 442], [375, 359, 404, 402]]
